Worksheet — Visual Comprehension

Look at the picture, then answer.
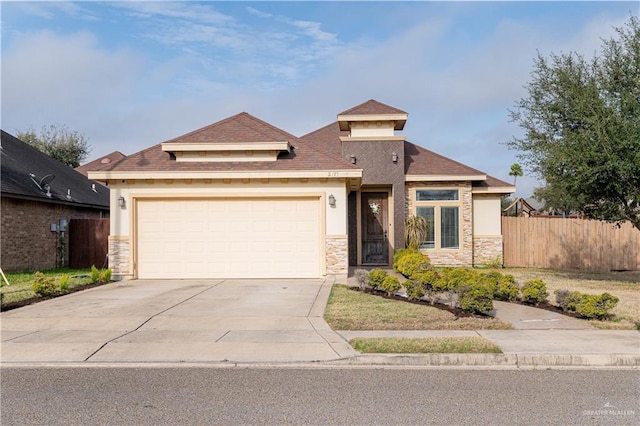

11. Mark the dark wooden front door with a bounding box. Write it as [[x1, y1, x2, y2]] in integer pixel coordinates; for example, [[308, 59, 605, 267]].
[[361, 192, 389, 265]]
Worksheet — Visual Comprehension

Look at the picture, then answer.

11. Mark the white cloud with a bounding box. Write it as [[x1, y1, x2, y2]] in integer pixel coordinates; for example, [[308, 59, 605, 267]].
[[114, 2, 233, 25], [2, 30, 146, 144]]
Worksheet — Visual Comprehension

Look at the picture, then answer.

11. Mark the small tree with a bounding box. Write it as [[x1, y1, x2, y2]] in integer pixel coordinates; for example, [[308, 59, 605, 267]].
[[17, 124, 91, 168]]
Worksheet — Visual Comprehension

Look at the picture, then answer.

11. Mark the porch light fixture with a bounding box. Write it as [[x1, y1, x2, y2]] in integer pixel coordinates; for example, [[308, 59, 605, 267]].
[[328, 194, 336, 207], [350, 155, 356, 164], [392, 152, 398, 163], [118, 196, 126, 208]]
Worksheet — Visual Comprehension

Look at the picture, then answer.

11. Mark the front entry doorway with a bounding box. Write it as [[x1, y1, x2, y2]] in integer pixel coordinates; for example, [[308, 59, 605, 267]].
[[361, 192, 389, 265]]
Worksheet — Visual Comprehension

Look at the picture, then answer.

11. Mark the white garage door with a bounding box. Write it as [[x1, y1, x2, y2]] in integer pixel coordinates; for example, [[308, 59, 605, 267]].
[[137, 198, 321, 279]]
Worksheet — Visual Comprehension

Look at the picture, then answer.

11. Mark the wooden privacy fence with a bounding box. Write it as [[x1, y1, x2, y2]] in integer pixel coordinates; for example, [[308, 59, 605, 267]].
[[502, 216, 640, 271], [68, 218, 109, 269]]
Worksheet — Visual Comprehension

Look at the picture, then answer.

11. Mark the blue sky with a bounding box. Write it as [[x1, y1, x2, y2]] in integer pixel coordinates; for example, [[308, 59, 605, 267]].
[[2, 1, 637, 196]]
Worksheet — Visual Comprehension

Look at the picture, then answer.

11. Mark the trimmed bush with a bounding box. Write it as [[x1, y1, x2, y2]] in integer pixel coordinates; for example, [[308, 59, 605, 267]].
[[520, 279, 548, 305], [32, 272, 57, 296], [554, 289, 582, 312], [495, 275, 519, 302], [392, 248, 413, 271], [555, 290, 619, 319], [367, 269, 388, 290], [403, 279, 424, 301], [380, 275, 402, 296], [575, 293, 619, 320], [395, 251, 430, 278], [457, 282, 494, 314]]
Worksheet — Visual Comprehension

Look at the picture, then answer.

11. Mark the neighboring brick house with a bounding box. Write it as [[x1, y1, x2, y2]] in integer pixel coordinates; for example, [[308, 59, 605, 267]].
[[90, 100, 514, 280], [1, 131, 110, 272]]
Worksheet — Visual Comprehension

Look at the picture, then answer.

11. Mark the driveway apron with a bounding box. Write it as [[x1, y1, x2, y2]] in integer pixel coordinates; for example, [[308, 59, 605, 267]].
[[0, 278, 357, 363]]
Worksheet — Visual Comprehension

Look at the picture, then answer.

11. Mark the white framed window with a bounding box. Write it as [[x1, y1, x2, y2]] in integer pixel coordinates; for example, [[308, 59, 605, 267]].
[[414, 189, 460, 250]]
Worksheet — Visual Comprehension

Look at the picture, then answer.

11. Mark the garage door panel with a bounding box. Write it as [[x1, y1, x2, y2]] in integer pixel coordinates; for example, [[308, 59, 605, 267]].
[[137, 198, 321, 279]]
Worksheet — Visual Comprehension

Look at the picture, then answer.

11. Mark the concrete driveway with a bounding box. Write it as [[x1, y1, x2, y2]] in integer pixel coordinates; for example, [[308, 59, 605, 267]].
[[1, 278, 357, 364]]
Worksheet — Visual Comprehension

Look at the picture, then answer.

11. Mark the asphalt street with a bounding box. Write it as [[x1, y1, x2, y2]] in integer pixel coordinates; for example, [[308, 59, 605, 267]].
[[1, 367, 638, 425]]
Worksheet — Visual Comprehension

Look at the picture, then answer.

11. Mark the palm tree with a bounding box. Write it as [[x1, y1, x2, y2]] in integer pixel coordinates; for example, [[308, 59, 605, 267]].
[[509, 163, 523, 186]]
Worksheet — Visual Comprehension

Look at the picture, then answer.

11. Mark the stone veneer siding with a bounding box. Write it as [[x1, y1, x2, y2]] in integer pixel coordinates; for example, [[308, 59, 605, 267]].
[[405, 181, 473, 266], [473, 236, 504, 266], [325, 236, 348, 275], [1, 197, 107, 272], [108, 236, 131, 280]]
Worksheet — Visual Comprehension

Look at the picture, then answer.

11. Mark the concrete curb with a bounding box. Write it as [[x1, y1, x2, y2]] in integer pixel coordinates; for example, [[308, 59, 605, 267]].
[[327, 353, 640, 368]]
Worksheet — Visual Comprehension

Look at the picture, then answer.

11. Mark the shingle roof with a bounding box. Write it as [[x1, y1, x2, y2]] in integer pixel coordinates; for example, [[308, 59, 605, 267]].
[[301, 121, 512, 189], [339, 99, 407, 115], [100, 113, 358, 173], [1, 130, 110, 208], [75, 151, 126, 176], [403, 141, 486, 176]]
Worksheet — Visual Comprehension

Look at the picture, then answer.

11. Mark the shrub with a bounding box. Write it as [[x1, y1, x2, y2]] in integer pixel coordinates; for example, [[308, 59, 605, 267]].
[[99, 268, 112, 283], [403, 279, 424, 301], [367, 269, 388, 290], [380, 275, 402, 296], [90, 265, 101, 283], [495, 275, 519, 302], [457, 282, 494, 314], [575, 293, 619, 320], [554, 289, 582, 312], [520, 279, 548, 305], [395, 251, 430, 278], [59, 273, 71, 292], [392, 248, 412, 270], [445, 268, 476, 292], [354, 269, 370, 290], [32, 272, 57, 296]]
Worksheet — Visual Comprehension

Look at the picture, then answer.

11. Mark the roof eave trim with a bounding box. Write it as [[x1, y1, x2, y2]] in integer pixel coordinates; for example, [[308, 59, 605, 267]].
[[0, 192, 109, 209], [161, 141, 292, 153], [405, 174, 487, 182], [472, 186, 516, 194], [88, 169, 363, 181]]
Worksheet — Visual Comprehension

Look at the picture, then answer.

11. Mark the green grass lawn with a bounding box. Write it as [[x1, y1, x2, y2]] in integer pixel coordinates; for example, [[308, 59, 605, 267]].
[[350, 337, 502, 354], [1, 268, 93, 306], [324, 284, 512, 331]]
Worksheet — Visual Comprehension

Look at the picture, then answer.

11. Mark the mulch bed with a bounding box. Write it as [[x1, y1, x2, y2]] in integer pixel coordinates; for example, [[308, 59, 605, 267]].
[[350, 286, 588, 320], [0, 281, 112, 312], [350, 287, 492, 319]]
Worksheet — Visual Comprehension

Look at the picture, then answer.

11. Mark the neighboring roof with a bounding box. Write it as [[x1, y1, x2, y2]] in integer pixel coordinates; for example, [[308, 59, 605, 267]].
[[525, 197, 546, 211], [1, 130, 110, 209], [75, 151, 126, 176], [96, 113, 359, 174], [339, 99, 407, 115]]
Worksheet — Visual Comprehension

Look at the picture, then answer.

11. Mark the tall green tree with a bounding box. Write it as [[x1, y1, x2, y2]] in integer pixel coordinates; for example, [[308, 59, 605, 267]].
[[508, 15, 640, 230], [17, 124, 91, 168], [508, 163, 523, 186]]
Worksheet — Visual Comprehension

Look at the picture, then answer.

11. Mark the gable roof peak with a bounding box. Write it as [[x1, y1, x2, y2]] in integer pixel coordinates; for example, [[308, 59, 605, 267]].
[[339, 99, 407, 116], [162, 111, 300, 146]]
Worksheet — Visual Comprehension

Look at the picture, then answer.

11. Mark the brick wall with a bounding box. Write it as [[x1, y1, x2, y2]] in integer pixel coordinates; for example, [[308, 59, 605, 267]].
[[1, 197, 107, 272]]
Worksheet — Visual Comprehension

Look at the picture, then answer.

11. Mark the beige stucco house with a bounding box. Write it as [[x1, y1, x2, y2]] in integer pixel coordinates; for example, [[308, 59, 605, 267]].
[[89, 100, 514, 280]]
